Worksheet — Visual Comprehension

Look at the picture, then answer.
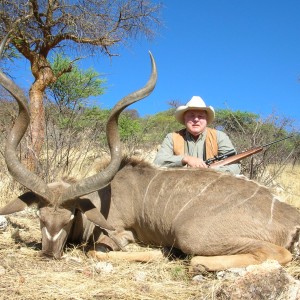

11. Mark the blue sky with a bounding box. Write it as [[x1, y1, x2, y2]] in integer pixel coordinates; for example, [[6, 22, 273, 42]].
[[12, 0, 300, 129], [91, 0, 300, 129]]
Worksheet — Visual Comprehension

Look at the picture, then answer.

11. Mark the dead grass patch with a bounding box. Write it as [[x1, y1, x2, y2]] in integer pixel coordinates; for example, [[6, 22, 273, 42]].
[[273, 164, 300, 207], [0, 215, 222, 300]]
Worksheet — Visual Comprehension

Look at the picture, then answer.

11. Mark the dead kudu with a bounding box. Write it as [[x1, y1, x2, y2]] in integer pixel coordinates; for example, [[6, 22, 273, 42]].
[[1, 39, 300, 272], [0, 34, 157, 259]]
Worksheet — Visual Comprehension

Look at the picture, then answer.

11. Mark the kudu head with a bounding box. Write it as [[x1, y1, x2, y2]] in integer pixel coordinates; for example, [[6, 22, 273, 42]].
[[0, 34, 157, 258]]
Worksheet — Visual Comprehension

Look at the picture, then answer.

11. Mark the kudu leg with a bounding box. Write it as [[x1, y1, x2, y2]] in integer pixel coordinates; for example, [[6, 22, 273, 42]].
[[88, 249, 164, 263], [190, 242, 292, 271], [88, 233, 164, 263]]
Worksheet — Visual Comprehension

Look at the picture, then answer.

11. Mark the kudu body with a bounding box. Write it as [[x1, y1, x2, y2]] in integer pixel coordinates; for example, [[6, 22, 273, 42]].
[[1, 36, 300, 271], [90, 160, 300, 271]]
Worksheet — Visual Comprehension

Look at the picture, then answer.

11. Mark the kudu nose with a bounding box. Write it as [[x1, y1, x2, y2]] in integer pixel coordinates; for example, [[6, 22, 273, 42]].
[[42, 250, 63, 259]]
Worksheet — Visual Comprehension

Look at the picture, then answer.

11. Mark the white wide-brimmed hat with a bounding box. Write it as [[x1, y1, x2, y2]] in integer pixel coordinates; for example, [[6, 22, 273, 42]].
[[175, 96, 215, 125]]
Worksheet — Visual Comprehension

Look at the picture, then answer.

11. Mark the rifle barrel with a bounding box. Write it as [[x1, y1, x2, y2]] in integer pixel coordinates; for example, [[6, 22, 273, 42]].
[[260, 135, 293, 148]]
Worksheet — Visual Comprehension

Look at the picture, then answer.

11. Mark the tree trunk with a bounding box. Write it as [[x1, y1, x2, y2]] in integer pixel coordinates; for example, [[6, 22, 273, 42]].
[[27, 55, 56, 171], [28, 82, 45, 169]]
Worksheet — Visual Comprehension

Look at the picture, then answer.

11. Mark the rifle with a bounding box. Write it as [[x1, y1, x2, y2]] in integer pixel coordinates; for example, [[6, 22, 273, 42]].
[[206, 135, 293, 168]]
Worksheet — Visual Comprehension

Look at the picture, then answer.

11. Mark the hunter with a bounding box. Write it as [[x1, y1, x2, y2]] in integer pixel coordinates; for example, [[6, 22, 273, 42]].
[[153, 96, 241, 175]]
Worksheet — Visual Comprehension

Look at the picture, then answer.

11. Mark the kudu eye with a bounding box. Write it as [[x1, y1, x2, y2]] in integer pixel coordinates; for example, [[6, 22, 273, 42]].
[[45, 213, 74, 227], [61, 213, 74, 227]]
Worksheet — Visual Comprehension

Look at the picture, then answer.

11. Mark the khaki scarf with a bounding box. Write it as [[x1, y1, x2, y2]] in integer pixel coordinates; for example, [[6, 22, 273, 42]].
[[172, 128, 218, 160]]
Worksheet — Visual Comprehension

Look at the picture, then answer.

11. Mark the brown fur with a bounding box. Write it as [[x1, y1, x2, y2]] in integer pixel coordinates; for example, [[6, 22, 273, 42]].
[[95, 165, 300, 270], [94, 155, 154, 173]]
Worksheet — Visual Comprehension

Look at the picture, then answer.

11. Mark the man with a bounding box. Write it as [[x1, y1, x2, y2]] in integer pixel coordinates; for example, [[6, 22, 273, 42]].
[[153, 96, 241, 175]]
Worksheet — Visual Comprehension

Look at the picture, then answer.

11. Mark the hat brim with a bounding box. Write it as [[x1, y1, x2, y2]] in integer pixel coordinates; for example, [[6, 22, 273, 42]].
[[175, 106, 215, 125]]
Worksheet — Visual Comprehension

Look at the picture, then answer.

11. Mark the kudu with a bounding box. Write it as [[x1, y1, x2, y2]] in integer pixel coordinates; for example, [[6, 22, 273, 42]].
[[0, 34, 157, 259], [1, 38, 300, 272]]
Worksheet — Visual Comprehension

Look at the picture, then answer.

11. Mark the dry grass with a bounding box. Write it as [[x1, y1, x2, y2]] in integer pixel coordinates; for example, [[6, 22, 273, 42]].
[[0, 163, 300, 299], [272, 164, 300, 207], [0, 215, 222, 300]]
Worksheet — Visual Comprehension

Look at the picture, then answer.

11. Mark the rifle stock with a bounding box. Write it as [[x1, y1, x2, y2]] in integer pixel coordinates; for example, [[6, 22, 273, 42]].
[[209, 147, 263, 168]]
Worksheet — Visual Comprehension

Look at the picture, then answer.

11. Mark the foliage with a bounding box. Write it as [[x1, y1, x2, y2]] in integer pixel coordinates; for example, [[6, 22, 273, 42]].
[[0, 41, 19, 69], [48, 105, 143, 145], [141, 108, 182, 145], [47, 54, 106, 111], [214, 109, 259, 133], [211, 109, 299, 183], [119, 112, 142, 141]]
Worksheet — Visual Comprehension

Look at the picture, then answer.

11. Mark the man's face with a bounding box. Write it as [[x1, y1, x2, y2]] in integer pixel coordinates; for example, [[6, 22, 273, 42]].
[[184, 109, 207, 136]]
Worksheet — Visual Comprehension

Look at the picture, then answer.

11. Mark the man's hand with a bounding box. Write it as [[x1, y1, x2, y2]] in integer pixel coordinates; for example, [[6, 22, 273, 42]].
[[182, 156, 208, 168]]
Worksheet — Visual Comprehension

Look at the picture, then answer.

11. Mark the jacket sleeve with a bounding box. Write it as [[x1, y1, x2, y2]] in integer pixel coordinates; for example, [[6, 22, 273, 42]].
[[153, 133, 184, 167], [211, 131, 241, 175]]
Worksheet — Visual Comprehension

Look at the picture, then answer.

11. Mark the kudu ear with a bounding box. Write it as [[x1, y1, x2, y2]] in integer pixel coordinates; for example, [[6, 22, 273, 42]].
[[0, 191, 39, 215], [77, 198, 115, 231]]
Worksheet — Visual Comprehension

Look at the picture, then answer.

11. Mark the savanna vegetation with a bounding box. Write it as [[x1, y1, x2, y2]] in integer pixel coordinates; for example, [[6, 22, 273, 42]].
[[1, 87, 298, 186]]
